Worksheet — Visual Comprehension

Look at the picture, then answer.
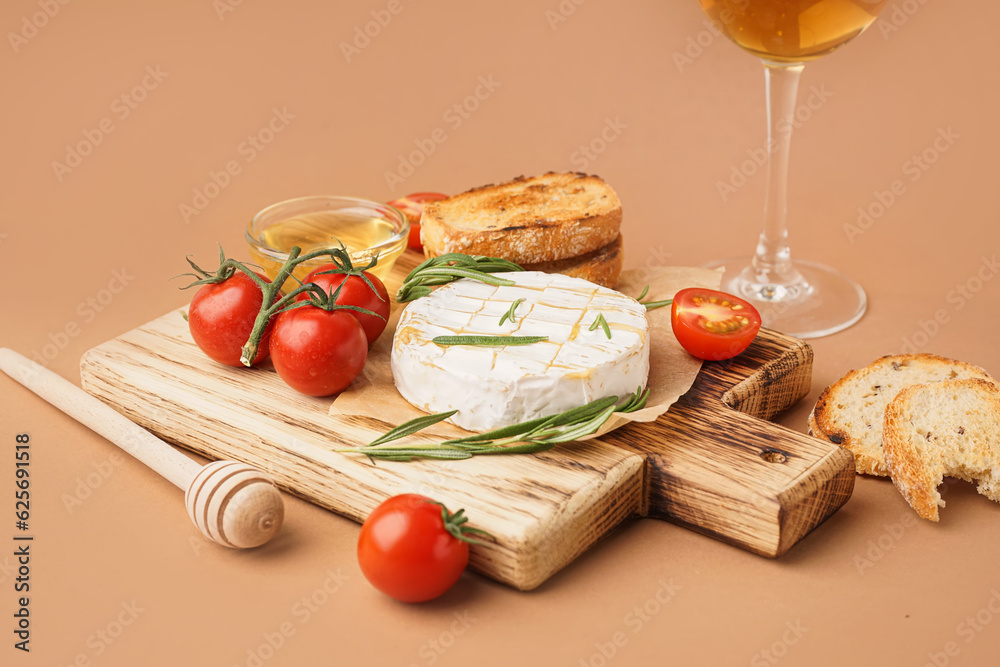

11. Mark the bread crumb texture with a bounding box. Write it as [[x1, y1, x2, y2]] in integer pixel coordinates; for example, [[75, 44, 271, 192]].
[[808, 354, 994, 476], [420, 172, 622, 264], [883, 378, 1000, 521]]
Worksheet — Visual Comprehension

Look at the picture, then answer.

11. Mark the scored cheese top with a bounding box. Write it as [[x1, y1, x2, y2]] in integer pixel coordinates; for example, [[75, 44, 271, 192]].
[[390, 271, 650, 432]]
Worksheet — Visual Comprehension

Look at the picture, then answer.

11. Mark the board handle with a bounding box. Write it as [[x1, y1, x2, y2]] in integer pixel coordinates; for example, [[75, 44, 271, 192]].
[[0, 348, 283, 548]]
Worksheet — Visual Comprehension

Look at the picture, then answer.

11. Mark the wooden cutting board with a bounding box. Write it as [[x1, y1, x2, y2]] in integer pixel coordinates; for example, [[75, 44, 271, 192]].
[[79, 251, 854, 590]]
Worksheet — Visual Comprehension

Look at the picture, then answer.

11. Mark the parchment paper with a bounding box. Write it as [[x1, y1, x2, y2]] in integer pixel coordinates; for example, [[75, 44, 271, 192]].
[[330, 266, 723, 443]]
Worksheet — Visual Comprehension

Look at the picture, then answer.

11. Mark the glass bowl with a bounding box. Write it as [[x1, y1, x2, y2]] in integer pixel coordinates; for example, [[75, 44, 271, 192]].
[[245, 196, 409, 292]]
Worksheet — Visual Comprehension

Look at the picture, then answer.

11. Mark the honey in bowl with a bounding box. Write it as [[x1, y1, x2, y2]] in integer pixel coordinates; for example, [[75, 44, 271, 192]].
[[246, 197, 409, 293]]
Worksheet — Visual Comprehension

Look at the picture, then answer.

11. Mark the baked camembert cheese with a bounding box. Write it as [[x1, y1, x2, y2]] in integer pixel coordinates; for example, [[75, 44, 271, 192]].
[[391, 271, 650, 431]]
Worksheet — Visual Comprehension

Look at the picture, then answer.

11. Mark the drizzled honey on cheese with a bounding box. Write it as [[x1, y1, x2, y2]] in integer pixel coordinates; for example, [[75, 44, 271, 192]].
[[391, 271, 650, 431]]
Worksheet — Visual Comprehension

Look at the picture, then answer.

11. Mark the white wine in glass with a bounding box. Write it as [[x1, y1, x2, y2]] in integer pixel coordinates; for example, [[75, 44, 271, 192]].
[[697, 0, 889, 338]]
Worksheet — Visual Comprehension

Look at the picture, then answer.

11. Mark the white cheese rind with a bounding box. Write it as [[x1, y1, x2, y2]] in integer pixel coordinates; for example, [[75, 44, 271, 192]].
[[390, 271, 650, 432]]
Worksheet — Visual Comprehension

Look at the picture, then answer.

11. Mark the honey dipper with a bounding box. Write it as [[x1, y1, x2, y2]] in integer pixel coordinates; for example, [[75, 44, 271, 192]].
[[0, 348, 284, 548]]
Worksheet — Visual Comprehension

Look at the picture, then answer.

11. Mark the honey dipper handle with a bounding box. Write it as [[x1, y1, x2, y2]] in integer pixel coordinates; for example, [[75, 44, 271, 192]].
[[0, 348, 201, 490]]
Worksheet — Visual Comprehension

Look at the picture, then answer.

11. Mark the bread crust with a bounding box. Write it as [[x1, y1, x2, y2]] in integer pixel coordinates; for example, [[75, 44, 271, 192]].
[[882, 378, 1000, 521], [810, 353, 995, 476], [522, 235, 623, 289], [420, 172, 622, 265]]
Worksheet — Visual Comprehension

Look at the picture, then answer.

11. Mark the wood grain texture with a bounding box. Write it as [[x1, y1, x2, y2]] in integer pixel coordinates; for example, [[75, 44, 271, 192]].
[[0, 347, 285, 550], [79, 310, 644, 590], [78, 250, 853, 587], [600, 328, 855, 557]]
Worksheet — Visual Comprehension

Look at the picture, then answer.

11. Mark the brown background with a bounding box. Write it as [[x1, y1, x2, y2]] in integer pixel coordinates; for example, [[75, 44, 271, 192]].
[[3, 1, 999, 665]]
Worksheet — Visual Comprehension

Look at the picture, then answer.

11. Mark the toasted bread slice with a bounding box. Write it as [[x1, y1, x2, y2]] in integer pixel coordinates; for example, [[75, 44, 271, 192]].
[[809, 354, 995, 476], [420, 172, 622, 265], [883, 379, 1000, 521], [521, 234, 623, 289]]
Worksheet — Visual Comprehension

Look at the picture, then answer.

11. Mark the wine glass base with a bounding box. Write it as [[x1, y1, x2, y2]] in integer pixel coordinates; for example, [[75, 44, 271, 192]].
[[700, 257, 866, 339]]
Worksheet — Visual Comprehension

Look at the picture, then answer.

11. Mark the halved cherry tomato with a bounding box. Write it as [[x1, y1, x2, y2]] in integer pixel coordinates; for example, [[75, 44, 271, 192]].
[[387, 192, 449, 251], [670, 288, 762, 361], [269, 305, 368, 396], [188, 271, 273, 367], [357, 494, 488, 603], [297, 264, 390, 346]]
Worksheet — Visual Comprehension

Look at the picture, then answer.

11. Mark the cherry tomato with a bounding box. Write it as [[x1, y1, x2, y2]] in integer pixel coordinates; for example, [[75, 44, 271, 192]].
[[269, 305, 368, 396], [297, 265, 390, 346], [387, 192, 449, 251], [188, 271, 273, 367], [358, 494, 484, 603], [670, 287, 762, 361]]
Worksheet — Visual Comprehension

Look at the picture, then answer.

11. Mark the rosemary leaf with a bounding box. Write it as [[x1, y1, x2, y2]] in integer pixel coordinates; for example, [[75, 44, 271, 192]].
[[442, 413, 562, 444], [341, 387, 650, 462], [589, 313, 612, 339], [368, 448, 473, 461], [498, 298, 525, 327], [533, 405, 619, 444], [366, 410, 458, 447], [634, 284, 673, 311], [456, 441, 556, 456], [396, 253, 524, 302], [432, 335, 548, 347]]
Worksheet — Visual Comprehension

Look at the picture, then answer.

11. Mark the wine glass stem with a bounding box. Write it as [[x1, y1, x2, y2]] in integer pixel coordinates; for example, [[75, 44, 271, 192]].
[[753, 62, 805, 289]]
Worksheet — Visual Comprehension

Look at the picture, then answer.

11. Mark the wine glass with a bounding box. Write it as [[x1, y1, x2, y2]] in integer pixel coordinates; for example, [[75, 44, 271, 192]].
[[697, 0, 890, 338]]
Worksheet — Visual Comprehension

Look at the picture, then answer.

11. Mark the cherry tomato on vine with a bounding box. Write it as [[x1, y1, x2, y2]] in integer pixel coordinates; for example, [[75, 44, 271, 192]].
[[670, 287, 762, 361], [357, 494, 491, 603], [387, 192, 449, 251], [188, 271, 273, 367], [297, 264, 390, 346], [269, 305, 368, 397]]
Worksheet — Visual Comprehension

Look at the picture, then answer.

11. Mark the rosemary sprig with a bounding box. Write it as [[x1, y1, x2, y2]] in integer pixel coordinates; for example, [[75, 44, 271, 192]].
[[432, 335, 548, 347], [636, 284, 673, 311], [396, 253, 524, 302], [589, 313, 611, 339], [365, 410, 457, 447], [498, 298, 525, 326], [338, 388, 649, 461]]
